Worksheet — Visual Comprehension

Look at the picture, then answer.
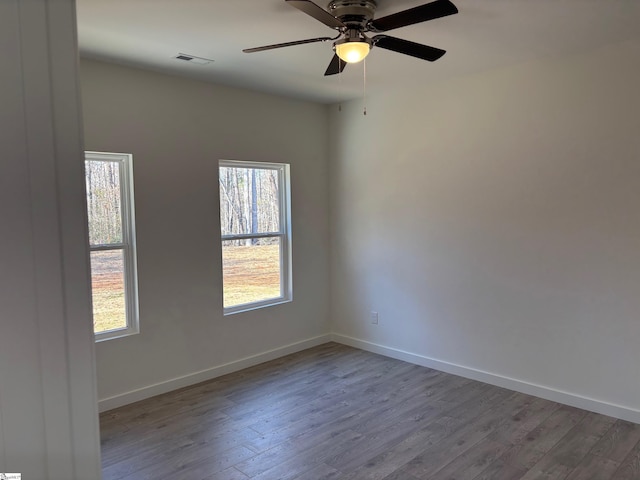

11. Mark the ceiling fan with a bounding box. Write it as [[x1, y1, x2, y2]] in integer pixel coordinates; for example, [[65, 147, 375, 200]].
[[243, 0, 459, 76]]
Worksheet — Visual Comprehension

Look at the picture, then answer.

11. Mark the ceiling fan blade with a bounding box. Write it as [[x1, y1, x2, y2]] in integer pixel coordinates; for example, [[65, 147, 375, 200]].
[[373, 35, 446, 61], [243, 36, 333, 53], [324, 54, 347, 76], [370, 0, 458, 32], [286, 0, 346, 29]]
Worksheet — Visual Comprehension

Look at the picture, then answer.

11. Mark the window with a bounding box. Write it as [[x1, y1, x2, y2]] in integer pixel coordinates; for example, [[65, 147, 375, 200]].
[[85, 151, 139, 341], [219, 160, 292, 314]]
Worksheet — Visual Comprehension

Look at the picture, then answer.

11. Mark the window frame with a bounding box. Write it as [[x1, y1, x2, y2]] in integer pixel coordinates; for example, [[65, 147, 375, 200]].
[[85, 151, 140, 342], [219, 159, 292, 315]]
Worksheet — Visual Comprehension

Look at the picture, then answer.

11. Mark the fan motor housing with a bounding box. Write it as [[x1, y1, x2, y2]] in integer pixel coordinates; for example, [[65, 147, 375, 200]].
[[327, 0, 377, 28]]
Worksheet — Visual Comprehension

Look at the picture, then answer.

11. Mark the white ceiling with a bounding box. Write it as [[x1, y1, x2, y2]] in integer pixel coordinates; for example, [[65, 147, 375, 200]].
[[76, 0, 640, 104]]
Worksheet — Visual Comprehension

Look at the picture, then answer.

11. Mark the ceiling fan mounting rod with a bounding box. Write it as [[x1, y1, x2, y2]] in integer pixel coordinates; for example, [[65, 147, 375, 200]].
[[327, 0, 377, 28]]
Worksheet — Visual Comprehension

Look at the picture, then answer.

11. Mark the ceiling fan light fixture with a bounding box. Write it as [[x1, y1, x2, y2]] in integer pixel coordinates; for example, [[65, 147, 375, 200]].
[[335, 40, 370, 64], [245, 0, 459, 76]]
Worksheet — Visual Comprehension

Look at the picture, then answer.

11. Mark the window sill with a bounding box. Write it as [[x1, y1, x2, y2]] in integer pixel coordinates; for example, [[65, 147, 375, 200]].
[[95, 327, 139, 343], [224, 297, 292, 316]]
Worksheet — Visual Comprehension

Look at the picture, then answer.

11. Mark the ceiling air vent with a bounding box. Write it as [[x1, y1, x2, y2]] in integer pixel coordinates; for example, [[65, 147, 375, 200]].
[[173, 53, 214, 65]]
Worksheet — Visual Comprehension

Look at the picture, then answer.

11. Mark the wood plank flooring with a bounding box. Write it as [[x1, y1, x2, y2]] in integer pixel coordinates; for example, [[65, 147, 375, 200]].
[[100, 343, 640, 480]]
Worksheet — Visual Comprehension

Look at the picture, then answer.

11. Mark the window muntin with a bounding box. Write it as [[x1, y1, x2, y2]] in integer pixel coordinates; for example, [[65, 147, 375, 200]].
[[219, 160, 291, 314], [85, 151, 139, 341]]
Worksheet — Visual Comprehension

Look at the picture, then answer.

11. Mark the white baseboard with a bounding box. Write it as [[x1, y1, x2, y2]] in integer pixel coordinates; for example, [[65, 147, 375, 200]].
[[99, 332, 640, 424], [331, 333, 640, 425], [98, 334, 332, 412]]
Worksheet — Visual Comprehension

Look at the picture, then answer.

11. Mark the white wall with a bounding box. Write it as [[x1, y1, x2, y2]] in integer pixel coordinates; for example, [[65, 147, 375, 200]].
[[80, 60, 331, 408], [329, 40, 640, 420], [0, 1, 101, 478]]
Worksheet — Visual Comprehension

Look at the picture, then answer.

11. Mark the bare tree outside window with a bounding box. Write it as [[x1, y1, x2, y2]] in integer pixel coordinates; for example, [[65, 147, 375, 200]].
[[85, 152, 139, 341], [219, 161, 291, 313]]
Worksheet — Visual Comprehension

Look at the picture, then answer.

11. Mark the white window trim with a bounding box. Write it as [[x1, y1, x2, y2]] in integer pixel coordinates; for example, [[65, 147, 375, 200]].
[[219, 159, 292, 315], [86, 151, 140, 341]]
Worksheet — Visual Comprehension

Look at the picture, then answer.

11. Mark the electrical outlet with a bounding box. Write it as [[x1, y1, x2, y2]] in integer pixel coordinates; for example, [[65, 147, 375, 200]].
[[371, 311, 379, 325]]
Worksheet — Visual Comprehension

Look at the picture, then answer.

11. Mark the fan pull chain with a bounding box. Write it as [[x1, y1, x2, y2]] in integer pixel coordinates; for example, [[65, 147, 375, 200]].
[[338, 58, 343, 112], [363, 58, 367, 116]]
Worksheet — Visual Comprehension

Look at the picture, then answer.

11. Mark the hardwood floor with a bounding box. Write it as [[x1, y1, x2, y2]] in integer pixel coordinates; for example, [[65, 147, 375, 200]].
[[100, 343, 640, 480]]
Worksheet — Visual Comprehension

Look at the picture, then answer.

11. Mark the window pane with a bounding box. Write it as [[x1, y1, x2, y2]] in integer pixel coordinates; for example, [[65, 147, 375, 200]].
[[219, 166, 280, 236], [86, 160, 122, 245], [222, 238, 281, 308], [90, 249, 126, 333]]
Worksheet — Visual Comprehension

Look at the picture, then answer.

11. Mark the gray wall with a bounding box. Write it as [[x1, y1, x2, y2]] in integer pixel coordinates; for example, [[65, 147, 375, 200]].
[[80, 60, 331, 406], [329, 39, 640, 419], [0, 1, 101, 478], [84, 37, 640, 420]]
